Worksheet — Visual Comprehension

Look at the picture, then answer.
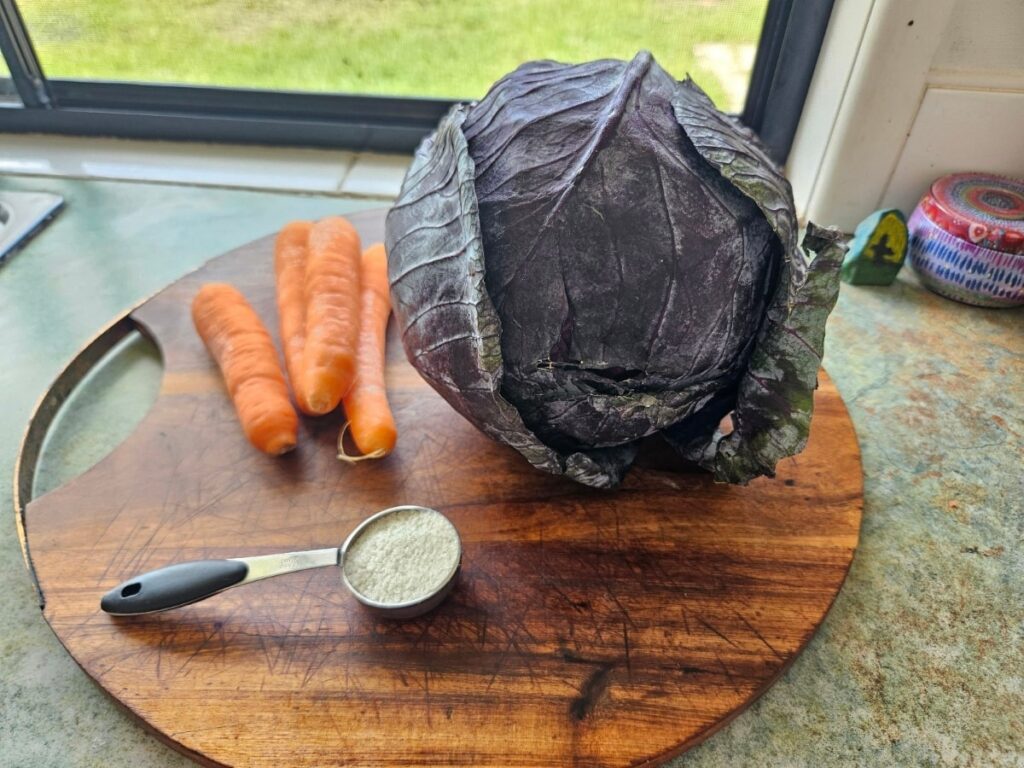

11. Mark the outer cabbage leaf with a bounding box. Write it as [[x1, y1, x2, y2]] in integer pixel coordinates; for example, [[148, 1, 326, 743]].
[[667, 81, 847, 482]]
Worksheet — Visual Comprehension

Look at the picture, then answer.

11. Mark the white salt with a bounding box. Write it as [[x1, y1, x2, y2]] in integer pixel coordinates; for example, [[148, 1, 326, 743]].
[[342, 508, 460, 604]]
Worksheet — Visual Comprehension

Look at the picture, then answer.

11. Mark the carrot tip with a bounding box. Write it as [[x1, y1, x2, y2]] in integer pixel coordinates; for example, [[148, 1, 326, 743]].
[[336, 422, 390, 463], [267, 440, 297, 456], [306, 395, 337, 415]]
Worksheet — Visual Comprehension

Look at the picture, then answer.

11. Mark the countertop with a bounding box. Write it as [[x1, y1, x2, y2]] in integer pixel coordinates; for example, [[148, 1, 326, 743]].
[[1, 175, 1020, 767]]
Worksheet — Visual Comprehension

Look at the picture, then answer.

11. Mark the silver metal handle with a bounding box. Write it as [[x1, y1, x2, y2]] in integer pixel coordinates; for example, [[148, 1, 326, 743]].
[[235, 548, 340, 584]]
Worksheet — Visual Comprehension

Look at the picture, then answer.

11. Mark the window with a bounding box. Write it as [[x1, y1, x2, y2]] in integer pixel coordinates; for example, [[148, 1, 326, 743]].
[[0, 0, 835, 162]]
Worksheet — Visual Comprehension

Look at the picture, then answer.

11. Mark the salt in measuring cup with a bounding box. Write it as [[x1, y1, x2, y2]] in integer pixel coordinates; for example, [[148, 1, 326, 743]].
[[100, 506, 461, 620]]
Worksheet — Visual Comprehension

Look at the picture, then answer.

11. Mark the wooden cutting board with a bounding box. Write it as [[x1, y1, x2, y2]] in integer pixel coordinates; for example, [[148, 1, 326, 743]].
[[17, 208, 862, 768]]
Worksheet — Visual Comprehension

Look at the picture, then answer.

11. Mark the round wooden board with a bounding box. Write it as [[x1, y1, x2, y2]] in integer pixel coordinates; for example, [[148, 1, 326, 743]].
[[20, 209, 862, 768]]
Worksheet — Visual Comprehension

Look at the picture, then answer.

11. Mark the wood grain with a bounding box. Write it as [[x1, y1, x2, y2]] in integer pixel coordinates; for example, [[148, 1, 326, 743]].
[[23, 209, 863, 768]]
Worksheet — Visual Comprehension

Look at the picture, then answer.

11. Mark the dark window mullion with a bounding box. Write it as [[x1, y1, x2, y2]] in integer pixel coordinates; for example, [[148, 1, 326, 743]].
[[742, 0, 836, 165], [49, 79, 457, 125], [743, 0, 794, 133], [0, 0, 51, 108]]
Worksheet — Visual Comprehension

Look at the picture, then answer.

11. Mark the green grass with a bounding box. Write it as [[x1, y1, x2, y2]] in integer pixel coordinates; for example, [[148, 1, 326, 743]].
[[20, 0, 767, 108]]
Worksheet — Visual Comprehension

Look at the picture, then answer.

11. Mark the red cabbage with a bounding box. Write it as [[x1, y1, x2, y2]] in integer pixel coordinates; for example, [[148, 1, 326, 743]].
[[385, 52, 845, 488]]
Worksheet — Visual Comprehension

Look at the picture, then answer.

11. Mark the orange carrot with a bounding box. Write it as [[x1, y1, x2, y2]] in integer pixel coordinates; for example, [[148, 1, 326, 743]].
[[303, 217, 362, 414], [274, 220, 316, 415], [192, 283, 298, 455], [339, 243, 397, 461]]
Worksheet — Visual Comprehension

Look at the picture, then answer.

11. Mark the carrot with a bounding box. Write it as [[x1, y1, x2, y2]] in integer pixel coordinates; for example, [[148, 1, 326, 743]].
[[192, 283, 298, 456], [339, 243, 397, 462], [274, 220, 316, 415], [303, 216, 362, 415]]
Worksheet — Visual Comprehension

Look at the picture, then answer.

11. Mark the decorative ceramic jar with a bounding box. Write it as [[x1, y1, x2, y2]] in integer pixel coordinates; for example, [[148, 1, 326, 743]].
[[908, 172, 1024, 308]]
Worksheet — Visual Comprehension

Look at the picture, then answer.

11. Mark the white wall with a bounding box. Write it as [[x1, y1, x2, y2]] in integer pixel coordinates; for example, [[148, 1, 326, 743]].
[[930, 0, 1024, 80], [788, 0, 1024, 231]]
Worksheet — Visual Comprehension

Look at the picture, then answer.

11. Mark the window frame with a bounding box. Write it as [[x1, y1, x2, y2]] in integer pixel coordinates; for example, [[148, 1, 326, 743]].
[[0, 0, 833, 161]]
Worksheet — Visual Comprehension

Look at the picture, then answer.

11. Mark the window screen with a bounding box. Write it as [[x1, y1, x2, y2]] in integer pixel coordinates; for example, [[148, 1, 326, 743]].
[[20, 0, 769, 111]]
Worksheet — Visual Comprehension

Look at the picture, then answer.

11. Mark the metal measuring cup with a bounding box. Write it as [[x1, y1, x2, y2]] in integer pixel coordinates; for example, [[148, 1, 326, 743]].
[[100, 506, 461, 620]]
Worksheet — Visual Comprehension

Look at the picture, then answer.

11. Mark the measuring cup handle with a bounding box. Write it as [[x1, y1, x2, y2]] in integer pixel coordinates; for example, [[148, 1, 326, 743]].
[[100, 560, 249, 615]]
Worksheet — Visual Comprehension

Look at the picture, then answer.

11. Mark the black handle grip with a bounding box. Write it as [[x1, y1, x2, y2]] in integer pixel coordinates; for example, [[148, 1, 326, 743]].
[[100, 559, 249, 615]]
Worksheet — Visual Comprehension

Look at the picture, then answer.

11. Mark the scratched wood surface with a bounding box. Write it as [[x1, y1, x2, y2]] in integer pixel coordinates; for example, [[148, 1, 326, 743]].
[[24, 208, 863, 768]]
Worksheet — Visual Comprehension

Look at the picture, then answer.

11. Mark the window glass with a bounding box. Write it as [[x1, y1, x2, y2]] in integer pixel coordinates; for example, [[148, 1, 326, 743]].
[[20, 0, 768, 111]]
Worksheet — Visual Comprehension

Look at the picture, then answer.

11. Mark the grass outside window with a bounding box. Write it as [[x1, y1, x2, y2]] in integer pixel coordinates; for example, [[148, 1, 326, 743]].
[[20, 0, 769, 110]]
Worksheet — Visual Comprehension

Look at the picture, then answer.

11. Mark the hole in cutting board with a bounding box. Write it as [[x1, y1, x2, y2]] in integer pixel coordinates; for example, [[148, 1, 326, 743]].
[[33, 331, 163, 499]]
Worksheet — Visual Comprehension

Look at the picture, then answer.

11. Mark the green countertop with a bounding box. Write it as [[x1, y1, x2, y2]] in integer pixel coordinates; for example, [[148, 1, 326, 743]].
[[1, 175, 1020, 767]]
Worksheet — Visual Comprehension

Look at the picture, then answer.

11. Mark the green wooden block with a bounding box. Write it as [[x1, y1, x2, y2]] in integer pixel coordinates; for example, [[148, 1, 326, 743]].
[[841, 209, 908, 285]]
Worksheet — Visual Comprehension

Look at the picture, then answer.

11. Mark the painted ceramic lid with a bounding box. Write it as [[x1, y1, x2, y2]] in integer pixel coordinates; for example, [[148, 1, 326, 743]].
[[921, 173, 1024, 254]]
